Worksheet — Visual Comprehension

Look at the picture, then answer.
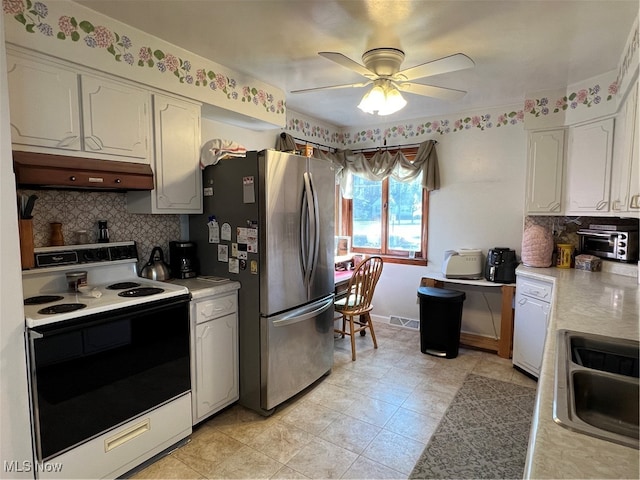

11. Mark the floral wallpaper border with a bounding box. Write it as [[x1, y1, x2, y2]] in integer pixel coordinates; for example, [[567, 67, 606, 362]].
[[287, 79, 619, 147], [524, 81, 617, 117], [2, 0, 285, 115]]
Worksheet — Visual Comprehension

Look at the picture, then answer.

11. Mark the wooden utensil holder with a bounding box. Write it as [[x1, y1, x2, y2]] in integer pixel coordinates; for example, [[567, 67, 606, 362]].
[[19, 218, 35, 269]]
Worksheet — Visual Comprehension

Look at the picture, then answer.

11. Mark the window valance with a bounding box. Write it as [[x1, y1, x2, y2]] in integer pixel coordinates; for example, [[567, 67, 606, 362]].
[[275, 133, 440, 199]]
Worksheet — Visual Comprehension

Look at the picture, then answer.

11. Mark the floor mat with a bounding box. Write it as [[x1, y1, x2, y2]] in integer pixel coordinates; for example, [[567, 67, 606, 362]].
[[409, 373, 536, 479]]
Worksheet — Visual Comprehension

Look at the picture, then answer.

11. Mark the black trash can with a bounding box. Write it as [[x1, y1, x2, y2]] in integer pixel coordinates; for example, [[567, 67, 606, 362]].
[[417, 286, 466, 359]]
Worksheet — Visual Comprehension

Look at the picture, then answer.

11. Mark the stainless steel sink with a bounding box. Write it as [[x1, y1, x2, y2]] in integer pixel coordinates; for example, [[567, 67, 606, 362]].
[[554, 329, 639, 449]]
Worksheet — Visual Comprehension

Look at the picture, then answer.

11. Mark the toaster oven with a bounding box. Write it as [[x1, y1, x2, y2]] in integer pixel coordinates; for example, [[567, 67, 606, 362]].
[[577, 228, 639, 262]]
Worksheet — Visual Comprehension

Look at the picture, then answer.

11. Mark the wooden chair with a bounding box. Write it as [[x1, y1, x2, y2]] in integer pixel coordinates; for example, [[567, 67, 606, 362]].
[[334, 256, 383, 360]]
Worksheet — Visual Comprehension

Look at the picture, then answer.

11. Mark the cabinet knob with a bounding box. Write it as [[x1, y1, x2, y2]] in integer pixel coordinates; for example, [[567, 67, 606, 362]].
[[115, 178, 121, 184], [69, 176, 76, 181]]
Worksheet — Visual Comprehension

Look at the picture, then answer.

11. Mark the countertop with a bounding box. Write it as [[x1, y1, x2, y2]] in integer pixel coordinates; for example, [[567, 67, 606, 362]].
[[518, 265, 639, 479], [167, 276, 240, 300]]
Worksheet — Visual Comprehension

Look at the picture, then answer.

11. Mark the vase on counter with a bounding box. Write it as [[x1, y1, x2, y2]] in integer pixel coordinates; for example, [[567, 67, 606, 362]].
[[49, 222, 64, 246]]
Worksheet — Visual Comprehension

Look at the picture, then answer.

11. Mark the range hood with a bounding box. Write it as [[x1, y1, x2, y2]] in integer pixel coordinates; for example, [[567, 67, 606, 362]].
[[13, 151, 154, 191]]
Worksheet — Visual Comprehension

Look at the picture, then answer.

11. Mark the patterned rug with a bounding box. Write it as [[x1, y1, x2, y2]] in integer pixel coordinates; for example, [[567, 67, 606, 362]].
[[409, 373, 536, 480]]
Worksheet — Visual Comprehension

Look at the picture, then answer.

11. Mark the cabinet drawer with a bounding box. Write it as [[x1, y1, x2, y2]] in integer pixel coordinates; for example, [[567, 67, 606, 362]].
[[516, 276, 553, 302], [195, 294, 237, 323]]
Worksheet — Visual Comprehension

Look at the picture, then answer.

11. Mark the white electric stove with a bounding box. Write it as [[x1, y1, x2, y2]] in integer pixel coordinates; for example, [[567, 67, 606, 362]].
[[22, 241, 188, 327]]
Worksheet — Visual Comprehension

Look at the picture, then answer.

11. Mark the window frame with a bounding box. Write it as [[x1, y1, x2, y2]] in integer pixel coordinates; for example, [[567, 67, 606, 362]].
[[337, 147, 429, 266]]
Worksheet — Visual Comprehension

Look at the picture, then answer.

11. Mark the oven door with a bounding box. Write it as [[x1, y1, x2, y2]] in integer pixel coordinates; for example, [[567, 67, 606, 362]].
[[579, 232, 617, 259], [27, 295, 190, 462]]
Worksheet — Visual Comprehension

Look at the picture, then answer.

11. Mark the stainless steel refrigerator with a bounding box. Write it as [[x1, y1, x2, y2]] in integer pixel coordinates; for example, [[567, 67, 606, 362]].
[[189, 149, 335, 415]]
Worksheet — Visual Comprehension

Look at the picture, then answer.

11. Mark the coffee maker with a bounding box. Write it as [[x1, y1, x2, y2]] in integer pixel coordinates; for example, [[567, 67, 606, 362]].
[[484, 247, 518, 283], [169, 241, 199, 279]]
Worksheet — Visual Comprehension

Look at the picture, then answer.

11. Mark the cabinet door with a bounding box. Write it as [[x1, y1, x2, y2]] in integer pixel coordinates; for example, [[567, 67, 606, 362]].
[[526, 129, 565, 214], [513, 293, 550, 377], [7, 53, 81, 150], [611, 82, 639, 216], [153, 95, 202, 212], [81, 75, 150, 161], [194, 313, 238, 422], [565, 118, 614, 214]]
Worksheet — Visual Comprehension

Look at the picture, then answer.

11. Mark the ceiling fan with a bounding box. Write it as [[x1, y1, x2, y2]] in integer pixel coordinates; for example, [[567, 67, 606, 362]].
[[291, 48, 474, 114]]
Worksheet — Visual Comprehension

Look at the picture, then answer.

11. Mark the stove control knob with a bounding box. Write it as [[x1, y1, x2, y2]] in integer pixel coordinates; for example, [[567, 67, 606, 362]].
[[81, 250, 97, 262], [96, 248, 109, 261]]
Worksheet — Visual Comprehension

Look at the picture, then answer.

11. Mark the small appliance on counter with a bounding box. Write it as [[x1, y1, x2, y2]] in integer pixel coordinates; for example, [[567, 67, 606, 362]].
[[169, 241, 199, 279], [485, 247, 518, 283], [577, 225, 639, 263], [442, 248, 483, 279], [140, 246, 171, 281]]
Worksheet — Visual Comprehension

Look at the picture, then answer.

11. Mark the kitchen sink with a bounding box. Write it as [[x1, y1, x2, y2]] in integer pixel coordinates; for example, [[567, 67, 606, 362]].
[[554, 329, 639, 449]]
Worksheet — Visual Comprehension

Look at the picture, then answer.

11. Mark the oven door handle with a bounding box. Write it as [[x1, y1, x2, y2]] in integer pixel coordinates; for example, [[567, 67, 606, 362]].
[[579, 232, 617, 238]]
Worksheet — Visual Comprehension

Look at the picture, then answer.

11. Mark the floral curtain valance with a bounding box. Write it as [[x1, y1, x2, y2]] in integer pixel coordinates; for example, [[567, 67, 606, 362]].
[[275, 133, 440, 198]]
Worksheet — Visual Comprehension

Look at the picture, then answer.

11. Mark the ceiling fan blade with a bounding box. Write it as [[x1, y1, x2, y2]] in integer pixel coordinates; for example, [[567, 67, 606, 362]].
[[397, 82, 467, 101], [318, 52, 376, 78], [291, 81, 372, 94], [395, 53, 474, 81]]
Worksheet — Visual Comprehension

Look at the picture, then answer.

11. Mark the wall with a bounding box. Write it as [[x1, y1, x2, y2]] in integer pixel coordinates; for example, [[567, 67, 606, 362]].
[[0, 13, 34, 479], [368, 113, 527, 338], [17, 189, 182, 271]]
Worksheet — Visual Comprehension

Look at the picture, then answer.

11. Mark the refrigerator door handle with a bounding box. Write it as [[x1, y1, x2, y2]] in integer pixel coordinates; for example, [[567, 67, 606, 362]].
[[270, 296, 334, 327], [300, 188, 309, 279], [308, 172, 321, 282], [301, 172, 316, 290]]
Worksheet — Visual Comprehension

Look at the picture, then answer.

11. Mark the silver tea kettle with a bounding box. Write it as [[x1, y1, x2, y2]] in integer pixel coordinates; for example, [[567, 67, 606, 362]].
[[140, 246, 171, 281]]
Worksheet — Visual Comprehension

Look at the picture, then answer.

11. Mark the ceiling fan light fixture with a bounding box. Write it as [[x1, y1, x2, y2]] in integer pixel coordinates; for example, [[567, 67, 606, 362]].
[[378, 86, 407, 115], [357, 84, 386, 114], [357, 80, 407, 115]]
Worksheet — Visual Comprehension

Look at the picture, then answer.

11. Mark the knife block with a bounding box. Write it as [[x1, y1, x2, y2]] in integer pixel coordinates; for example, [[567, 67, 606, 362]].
[[19, 218, 35, 269]]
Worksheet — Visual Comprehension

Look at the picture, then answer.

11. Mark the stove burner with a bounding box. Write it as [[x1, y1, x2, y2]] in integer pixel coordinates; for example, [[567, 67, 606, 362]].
[[38, 303, 87, 315], [24, 295, 65, 306], [118, 287, 165, 298], [107, 282, 141, 290]]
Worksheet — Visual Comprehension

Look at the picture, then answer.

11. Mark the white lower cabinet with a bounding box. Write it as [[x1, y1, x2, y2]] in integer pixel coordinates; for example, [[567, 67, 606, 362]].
[[191, 292, 239, 424], [513, 275, 553, 378], [35, 394, 191, 479]]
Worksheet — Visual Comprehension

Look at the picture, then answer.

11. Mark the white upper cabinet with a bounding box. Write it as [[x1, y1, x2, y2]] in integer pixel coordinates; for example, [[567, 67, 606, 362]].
[[564, 117, 614, 215], [7, 52, 81, 151], [80, 75, 151, 161], [127, 94, 202, 214], [7, 48, 151, 164], [611, 81, 639, 217], [525, 129, 565, 215]]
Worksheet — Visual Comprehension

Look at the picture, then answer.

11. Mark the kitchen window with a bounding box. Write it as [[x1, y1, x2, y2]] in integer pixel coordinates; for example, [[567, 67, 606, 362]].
[[336, 146, 429, 265]]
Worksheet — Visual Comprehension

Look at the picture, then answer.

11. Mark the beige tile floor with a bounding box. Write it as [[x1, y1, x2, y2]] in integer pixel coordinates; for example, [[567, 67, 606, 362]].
[[131, 322, 536, 479]]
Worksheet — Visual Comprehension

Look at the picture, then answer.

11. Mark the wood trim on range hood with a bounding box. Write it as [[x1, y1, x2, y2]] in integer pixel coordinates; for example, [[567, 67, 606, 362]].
[[13, 151, 154, 191]]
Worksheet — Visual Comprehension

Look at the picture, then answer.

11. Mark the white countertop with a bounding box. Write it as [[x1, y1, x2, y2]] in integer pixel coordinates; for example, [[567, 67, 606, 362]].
[[518, 265, 639, 479], [167, 276, 240, 300]]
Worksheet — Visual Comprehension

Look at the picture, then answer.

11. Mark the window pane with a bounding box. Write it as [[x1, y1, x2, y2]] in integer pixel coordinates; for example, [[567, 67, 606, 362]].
[[352, 175, 382, 249], [388, 174, 422, 252]]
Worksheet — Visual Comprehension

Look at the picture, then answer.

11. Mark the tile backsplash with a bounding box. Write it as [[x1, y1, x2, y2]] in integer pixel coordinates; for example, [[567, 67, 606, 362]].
[[19, 189, 182, 271]]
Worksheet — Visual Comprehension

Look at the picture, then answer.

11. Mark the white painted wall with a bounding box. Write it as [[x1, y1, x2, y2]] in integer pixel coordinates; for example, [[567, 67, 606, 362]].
[[372, 118, 527, 338], [0, 14, 35, 478]]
